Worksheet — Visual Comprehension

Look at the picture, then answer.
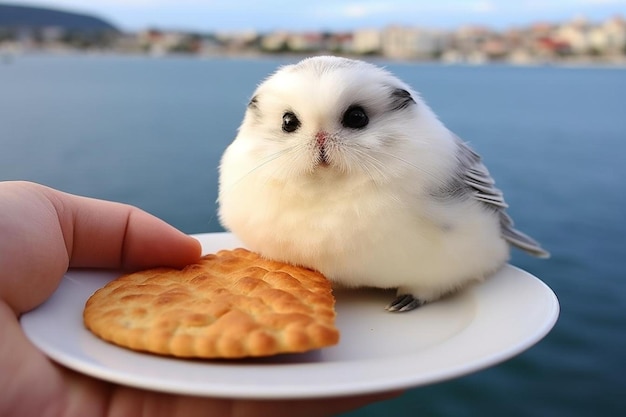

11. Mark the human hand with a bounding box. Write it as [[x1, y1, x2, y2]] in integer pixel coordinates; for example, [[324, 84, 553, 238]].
[[0, 181, 399, 417]]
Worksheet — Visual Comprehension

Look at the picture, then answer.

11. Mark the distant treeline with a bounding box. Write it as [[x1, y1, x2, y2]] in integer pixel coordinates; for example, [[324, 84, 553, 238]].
[[0, 3, 118, 31]]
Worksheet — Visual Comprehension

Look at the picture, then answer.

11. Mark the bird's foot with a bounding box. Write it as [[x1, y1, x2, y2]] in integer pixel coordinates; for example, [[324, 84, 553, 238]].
[[385, 294, 424, 312]]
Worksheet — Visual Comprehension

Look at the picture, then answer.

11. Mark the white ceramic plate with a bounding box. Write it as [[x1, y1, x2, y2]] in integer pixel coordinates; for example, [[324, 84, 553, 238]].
[[21, 232, 559, 399]]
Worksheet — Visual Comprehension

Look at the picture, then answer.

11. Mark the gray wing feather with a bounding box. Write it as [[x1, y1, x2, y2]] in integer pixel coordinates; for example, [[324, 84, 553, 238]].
[[454, 136, 550, 258]]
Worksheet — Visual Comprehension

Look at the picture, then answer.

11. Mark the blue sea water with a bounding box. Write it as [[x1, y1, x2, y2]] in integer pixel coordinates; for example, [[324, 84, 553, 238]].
[[1, 54, 624, 417]]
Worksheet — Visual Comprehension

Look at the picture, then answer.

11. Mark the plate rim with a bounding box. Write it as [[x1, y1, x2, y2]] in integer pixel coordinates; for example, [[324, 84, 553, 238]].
[[20, 232, 560, 399]]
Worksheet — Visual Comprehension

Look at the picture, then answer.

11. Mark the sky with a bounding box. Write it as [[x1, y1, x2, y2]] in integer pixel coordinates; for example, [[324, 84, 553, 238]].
[[5, 0, 626, 32]]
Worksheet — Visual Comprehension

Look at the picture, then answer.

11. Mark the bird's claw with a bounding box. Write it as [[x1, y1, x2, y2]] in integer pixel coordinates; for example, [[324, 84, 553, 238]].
[[385, 294, 423, 312]]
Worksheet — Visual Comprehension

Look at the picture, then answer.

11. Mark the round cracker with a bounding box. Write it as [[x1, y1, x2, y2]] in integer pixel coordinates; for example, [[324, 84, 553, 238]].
[[83, 248, 339, 358]]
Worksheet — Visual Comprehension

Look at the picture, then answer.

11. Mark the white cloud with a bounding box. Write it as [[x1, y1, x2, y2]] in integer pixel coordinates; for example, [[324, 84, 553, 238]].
[[470, 1, 497, 13]]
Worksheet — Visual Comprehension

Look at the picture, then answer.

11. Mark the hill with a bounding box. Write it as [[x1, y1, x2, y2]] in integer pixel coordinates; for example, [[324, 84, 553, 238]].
[[0, 3, 119, 31]]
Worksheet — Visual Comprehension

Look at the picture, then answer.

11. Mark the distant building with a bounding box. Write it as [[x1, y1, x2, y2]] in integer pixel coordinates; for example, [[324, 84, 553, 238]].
[[555, 18, 591, 54], [327, 32, 353, 54], [382, 26, 444, 59], [589, 15, 626, 54], [352, 29, 382, 55], [260, 31, 289, 52], [138, 29, 186, 55], [451, 25, 491, 54], [287, 32, 325, 52], [214, 30, 259, 52]]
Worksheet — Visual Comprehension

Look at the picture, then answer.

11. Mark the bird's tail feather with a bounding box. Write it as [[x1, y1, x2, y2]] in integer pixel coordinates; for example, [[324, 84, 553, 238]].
[[502, 227, 550, 258]]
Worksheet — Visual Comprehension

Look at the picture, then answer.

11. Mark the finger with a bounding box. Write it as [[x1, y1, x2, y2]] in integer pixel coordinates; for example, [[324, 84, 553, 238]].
[[49, 188, 202, 271], [1, 183, 201, 314]]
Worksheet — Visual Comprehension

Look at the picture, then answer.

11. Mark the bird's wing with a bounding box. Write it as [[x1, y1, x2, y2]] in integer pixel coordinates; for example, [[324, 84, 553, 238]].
[[454, 136, 550, 258]]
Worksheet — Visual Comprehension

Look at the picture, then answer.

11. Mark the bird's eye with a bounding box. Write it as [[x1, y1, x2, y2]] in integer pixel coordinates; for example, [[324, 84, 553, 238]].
[[342, 106, 369, 129], [282, 112, 301, 133]]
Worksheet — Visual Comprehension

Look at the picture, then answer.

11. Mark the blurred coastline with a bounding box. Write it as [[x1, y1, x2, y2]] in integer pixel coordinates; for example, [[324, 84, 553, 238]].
[[1, 7, 625, 67]]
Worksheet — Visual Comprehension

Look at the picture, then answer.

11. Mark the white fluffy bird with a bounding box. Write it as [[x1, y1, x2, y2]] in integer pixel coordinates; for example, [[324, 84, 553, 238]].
[[218, 56, 549, 312]]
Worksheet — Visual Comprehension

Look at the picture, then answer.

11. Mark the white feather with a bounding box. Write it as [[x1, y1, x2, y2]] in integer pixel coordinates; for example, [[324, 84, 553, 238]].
[[218, 56, 543, 306]]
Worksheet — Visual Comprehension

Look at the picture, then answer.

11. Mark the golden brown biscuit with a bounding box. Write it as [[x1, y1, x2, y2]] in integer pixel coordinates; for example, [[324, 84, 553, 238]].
[[83, 248, 339, 358]]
